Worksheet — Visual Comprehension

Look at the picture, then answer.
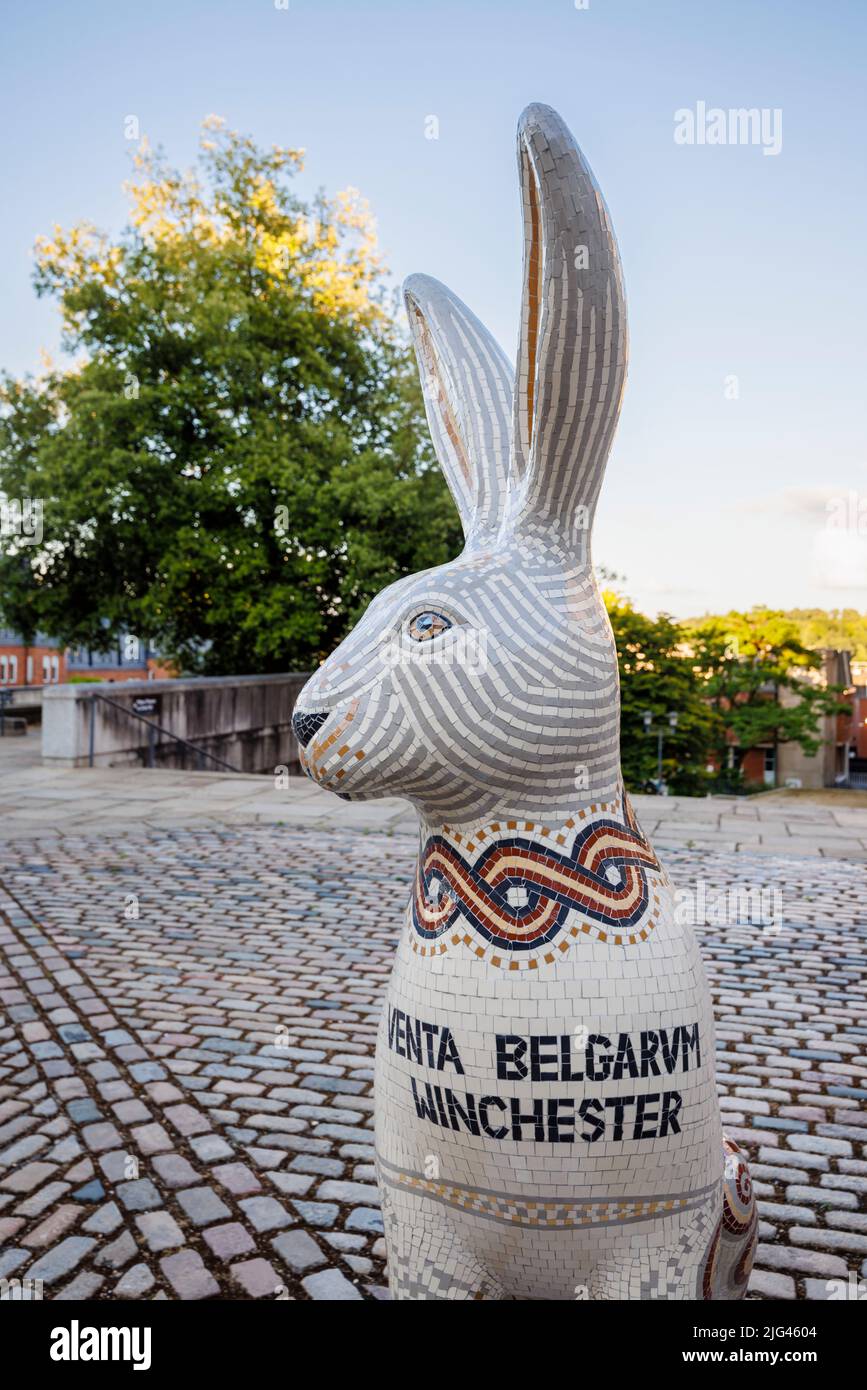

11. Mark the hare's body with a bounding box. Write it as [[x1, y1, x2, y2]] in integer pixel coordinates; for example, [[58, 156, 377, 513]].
[[293, 105, 756, 1299], [376, 804, 746, 1301]]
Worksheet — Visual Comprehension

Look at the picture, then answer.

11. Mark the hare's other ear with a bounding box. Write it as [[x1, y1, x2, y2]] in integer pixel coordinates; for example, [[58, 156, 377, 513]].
[[404, 273, 513, 548], [511, 104, 627, 541]]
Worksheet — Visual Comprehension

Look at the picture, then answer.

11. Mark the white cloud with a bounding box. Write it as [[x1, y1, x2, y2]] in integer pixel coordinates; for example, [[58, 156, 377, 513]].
[[735, 487, 845, 524], [812, 528, 867, 589]]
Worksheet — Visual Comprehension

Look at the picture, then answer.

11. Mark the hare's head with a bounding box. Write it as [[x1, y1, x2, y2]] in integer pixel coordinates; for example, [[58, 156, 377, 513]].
[[293, 104, 627, 827]]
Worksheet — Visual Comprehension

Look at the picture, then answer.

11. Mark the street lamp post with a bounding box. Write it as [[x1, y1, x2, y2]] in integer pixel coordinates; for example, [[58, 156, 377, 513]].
[[642, 710, 679, 794]]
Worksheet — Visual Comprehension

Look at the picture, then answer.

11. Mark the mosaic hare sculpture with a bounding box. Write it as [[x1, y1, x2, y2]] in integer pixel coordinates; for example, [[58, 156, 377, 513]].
[[293, 103, 756, 1300]]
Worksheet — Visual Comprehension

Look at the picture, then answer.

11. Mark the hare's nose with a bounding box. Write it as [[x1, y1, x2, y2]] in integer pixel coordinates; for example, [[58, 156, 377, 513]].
[[293, 709, 330, 748]]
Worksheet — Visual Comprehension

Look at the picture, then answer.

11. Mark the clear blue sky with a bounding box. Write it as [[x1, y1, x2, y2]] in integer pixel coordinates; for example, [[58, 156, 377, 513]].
[[2, 0, 865, 617]]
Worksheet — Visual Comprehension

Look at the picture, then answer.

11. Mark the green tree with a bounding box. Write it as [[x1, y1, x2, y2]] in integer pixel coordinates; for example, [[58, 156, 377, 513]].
[[685, 606, 867, 661], [0, 119, 462, 672], [604, 594, 720, 795], [785, 607, 867, 660], [686, 608, 851, 787]]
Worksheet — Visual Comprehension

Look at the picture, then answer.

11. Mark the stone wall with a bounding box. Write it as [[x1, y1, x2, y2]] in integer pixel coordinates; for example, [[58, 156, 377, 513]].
[[41, 673, 311, 773]]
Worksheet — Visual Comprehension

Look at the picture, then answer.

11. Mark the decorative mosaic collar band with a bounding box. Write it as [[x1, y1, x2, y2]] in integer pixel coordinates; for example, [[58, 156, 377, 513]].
[[412, 793, 664, 968]]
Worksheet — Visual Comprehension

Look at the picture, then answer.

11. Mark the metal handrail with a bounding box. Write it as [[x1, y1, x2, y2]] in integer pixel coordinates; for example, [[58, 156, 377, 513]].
[[87, 692, 241, 773], [0, 688, 14, 736]]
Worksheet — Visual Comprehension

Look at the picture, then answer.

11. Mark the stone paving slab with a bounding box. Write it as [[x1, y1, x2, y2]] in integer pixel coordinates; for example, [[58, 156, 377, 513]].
[[0, 821, 864, 1300], [4, 729, 867, 856]]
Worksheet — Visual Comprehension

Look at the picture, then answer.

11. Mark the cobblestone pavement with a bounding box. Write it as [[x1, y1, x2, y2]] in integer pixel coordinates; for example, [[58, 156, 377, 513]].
[[0, 824, 865, 1301]]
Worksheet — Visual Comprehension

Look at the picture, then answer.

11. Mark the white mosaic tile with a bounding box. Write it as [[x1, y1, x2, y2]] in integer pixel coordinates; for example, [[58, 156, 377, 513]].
[[292, 103, 757, 1300]]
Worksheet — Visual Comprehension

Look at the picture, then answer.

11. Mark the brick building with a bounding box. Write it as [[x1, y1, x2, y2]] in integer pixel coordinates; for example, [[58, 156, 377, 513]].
[[733, 649, 856, 790], [847, 658, 867, 788], [0, 629, 173, 687]]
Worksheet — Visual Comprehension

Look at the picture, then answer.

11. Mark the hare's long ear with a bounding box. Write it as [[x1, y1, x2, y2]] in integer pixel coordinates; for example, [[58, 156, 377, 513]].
[[511, 104, 627, 541], [404, 273, 513, 548]]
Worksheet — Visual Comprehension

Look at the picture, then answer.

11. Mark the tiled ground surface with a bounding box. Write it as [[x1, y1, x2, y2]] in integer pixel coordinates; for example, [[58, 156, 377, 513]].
[[3, 734, 867, 856], [0, 824, 865, 1301]]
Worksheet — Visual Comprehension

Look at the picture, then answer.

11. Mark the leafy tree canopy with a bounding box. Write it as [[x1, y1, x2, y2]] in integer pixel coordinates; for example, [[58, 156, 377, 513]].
[[683, 608, 851, 769], [781, 607, 867, 661], [685, 606, 867, 661], [603, 594, 721, 795], [600, 593, 852, 794], [0, 119, 462, 672]]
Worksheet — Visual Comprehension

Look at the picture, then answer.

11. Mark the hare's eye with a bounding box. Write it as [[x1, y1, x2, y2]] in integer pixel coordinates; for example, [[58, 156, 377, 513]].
[[408, 610, 452, 642]]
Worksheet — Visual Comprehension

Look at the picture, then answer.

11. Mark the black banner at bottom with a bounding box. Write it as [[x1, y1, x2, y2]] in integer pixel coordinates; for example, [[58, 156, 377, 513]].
[[2, 1293, 859, 1376]]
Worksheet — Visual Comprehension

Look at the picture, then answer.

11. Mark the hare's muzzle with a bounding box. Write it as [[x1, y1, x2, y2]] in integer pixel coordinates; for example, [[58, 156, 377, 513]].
[[292, 708, 331, 748]]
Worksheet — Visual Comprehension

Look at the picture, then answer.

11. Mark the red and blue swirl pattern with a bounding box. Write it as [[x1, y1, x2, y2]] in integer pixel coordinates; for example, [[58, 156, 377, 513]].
[[412, 803, 661, 952]]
